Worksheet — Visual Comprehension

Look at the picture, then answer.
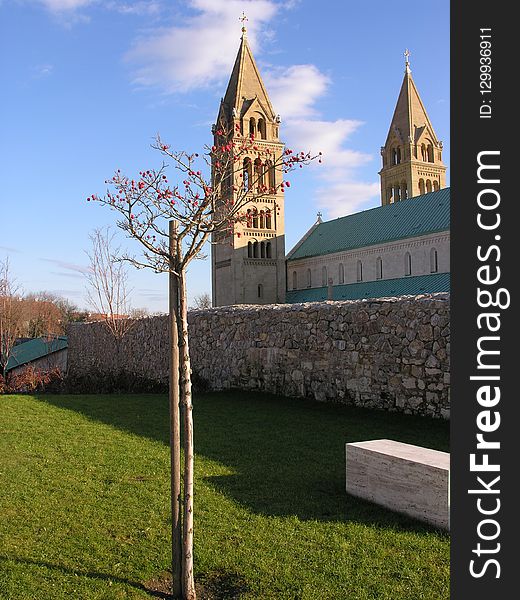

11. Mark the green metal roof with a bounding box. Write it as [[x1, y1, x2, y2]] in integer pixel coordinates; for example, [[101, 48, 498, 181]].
[[286, 272, 450, 303], [6, 336, 68, 372], [288, 188, 450, 260]]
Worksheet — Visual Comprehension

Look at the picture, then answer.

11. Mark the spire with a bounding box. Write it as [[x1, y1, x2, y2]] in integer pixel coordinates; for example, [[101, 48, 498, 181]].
[[384, 50, 440, 148], [220, 20, 276, 121]]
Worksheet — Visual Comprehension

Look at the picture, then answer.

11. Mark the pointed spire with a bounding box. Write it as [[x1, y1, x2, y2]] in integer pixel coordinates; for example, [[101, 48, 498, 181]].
[[384, 50, 440, 147], [220, 19, 276, 122]]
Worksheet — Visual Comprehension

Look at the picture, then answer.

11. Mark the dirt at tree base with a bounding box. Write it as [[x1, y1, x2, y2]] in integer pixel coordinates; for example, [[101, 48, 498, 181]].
[[144, 570, 249, 599]]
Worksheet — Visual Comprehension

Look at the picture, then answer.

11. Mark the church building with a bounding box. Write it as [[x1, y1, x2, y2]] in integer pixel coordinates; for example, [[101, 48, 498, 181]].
[[211, 31, 449, 307]]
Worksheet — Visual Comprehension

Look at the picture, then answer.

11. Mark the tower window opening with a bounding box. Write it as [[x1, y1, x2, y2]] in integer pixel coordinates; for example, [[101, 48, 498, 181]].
[[253, 241, 259, 258], [419, 179, 425, 195], [247, 241, 253, 258], [266, 242, 272, 258], [426, 179, 432, 193], [257, 283, 263, 298], [252, 208, 258, 229], [254, 158, 264, 190], [243, 158, 252, 190], [307, 269, 312, 288], [260, 241, 265, 258], [249, 118, 256, 137], [265, 209, 272, 229], [259, 210, 265, 229], [258, 118, 266, 139], [267, 161, 275, 190], [421, 144, 427, 161], [427, 144, 434, 163], [433, 180, 440, 191], [339, 263, 345, 284], [376, 257, 383, 280], [292, 271, 297, 290]]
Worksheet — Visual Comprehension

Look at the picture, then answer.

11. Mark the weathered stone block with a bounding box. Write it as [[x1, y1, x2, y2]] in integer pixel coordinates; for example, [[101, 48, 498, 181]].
[[346, 439, 449, 529]]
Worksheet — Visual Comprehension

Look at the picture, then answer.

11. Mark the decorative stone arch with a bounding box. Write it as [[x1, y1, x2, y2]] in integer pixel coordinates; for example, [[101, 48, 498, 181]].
[[249, 117, 256, 137], [260, 241, 266, 258], [400, 180, 408, 200], [264, 207, 272, 229], [253, 240, 259, 258], [421, 143, 427, 162], [252, 207, 259, 229], [265, 241, 272, 259], [433, 180, 440, 191], [257, 117, 266, 140], [254, 158, 264, 190], [426, 179, 432, 193], [427, 142, 434, 163], [419, 179, 425, 195], [247, 241, 253, 258]]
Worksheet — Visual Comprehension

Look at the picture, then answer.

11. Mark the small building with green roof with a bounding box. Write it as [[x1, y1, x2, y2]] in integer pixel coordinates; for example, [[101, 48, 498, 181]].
[[6, 336, 68, 376], [285, 188, 450, 303]]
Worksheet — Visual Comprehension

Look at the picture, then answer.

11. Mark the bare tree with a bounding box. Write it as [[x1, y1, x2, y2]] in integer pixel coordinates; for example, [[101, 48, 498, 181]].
[[89, 128, 317, 599], [0, 258, 24, 380], [191, 292, 211, 310], [85, 227, 135, 367]]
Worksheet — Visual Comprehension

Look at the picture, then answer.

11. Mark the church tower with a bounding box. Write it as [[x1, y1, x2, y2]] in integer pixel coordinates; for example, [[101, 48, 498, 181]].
[[379, 51, 447, 205], [211, 23, 286, 306]]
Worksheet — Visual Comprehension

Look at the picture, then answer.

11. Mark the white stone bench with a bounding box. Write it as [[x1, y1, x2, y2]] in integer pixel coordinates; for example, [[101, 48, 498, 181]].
[[345, 439, 450, 530]]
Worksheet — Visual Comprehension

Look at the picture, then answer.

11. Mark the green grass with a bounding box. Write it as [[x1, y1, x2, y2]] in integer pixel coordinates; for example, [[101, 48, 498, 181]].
[[0, 392, 449, 599]]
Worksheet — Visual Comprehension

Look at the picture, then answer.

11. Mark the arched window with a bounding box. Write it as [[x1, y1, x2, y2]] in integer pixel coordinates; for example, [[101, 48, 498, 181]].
[[426, 179, 432, 193], [292, 271, 297, 290], [265, 209, 272, 229], [322, 266, 327, 287], [427, 144, 434, 163], [430, 248, 438, 273], [339, 263, 345, 284], [267, 161, 275, 190], [246, 209, 252, 228], [433, 180, 440, 191], [252, 208, 258, 229], [259, 210, 265, 229], [266, 242, 272, 258], [421, 144, 427, 161], [307, 269, 312, 288], [394, 184, 401, 202], [254, 158, 264, 190], [387, 186, 393, 204], [257, 283, 263, 298], [376, 257, 383, 280], [247, 242, 253, 258], [392, 146, 401, 165], [258, 118, 266, 139], [401, 181, 408, 200], [405, 252, 412, 276], [356, 260, 363, 282], [419, 179, 425, 195], [260, 241, 265, 258], [249, 118, 256, 137], [243, 158, 252, 190], [253, 241, 259, 258]]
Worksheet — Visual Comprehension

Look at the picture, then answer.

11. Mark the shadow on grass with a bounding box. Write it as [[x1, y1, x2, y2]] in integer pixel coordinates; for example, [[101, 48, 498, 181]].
[[0, 554, 170, 598], [38, 391, 449, 533]]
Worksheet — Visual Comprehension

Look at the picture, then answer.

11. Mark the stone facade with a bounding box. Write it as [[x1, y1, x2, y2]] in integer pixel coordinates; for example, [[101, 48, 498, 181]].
[[67, 294, 450, 419], [288, 232, 450, 292]]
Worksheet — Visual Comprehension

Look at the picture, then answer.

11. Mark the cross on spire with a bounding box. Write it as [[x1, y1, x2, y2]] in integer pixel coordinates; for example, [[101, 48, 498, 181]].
[[404, 49, 411, 72], [240, 12, 248, 34]]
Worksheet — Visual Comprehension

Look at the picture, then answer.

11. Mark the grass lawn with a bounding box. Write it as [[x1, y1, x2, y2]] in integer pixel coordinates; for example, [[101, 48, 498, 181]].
[[0, 392, 449, 599]]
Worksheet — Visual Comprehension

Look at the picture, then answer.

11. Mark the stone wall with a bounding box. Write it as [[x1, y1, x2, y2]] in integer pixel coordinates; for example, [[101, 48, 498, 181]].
[[67, 294, 450, 418]]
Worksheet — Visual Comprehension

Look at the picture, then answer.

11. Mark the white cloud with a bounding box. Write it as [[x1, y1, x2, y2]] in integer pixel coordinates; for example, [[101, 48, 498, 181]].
[[264, 64, 329, 119], [39, 0, 93, 11], [127, 0, 279, 92], [316, 181, 380, 219]]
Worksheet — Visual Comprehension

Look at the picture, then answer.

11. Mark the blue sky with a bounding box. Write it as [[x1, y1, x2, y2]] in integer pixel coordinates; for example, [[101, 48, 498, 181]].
[[0, 0, 449, 313]]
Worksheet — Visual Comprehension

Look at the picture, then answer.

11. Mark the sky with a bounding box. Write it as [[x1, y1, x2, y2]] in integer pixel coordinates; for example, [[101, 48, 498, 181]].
[[0, 0, 449, 313]]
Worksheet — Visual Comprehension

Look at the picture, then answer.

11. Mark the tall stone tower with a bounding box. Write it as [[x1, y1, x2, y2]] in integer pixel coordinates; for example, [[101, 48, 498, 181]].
[[211, 25, 286, 306], [379, 51, 447, 205]]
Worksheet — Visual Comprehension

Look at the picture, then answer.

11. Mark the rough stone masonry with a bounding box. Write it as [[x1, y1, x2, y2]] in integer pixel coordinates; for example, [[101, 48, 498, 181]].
[[67, 293, 450, 419]]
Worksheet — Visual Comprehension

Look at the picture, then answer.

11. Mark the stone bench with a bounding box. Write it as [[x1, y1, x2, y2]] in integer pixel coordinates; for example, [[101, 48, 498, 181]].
[[345, 439, 450, 530]]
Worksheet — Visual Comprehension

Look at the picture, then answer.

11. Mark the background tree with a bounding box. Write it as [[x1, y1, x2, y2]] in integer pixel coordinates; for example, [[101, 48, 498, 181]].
[[90, 128, 317, 599], [191, 292, 211, 310], [0, 258, 24, 380], [85, 227, 135, 369]]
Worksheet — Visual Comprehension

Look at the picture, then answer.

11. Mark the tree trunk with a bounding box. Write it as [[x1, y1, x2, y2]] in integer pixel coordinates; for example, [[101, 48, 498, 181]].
[[179, 269, 196, 600], [169, 221, 183, 599]]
